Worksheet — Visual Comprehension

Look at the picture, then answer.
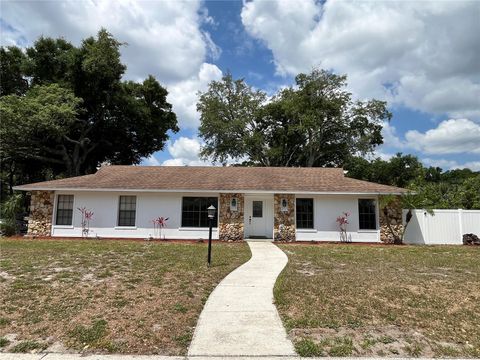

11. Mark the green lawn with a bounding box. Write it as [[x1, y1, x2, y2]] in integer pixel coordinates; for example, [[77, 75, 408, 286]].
[[0, 238, 250, 355], [275, 244, 480, 357]]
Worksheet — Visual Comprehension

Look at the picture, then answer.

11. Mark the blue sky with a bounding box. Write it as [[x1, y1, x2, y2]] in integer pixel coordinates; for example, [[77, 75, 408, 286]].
[[1, 0, 479, 170]]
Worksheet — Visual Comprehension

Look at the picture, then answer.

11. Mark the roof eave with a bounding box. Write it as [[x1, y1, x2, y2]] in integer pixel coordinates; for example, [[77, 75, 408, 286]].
[[13, 186, 407, 195]]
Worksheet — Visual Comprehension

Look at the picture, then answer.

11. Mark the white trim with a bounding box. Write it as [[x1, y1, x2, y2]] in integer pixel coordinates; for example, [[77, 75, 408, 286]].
[[53, 193, 75, 228], [16, 187, 405, 195], [296, 229, 317, 233], [117, 195, 137, 228], [295, 196, 315, 231], [357, 196, 379, 231]]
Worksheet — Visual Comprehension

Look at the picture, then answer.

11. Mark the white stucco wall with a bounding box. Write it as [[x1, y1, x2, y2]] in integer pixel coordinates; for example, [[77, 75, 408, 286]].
[[51, 191, 219, 239], [50, 191, 380, 242], [295, 195, 380, 242]]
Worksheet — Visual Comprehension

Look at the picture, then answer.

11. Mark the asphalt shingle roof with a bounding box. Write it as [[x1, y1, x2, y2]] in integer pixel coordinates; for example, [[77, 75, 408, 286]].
[[15, 166, 408, 194]]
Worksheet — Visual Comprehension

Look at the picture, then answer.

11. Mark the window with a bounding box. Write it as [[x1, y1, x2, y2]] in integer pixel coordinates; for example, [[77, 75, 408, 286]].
[[56, 195, 74, 225], [118, 196, 136, 227], [252, 201, 263, 217], [358, 199, 377, 230], [182, 197, 218, 227], [296, 198, 313, 229]]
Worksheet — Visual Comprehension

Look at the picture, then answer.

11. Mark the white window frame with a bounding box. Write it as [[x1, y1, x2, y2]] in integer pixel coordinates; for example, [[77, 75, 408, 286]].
[[357, 197, 379, 232], [116, 195, 137, 229], [53, 193, 75, 228], [295, 197, 315, 230]]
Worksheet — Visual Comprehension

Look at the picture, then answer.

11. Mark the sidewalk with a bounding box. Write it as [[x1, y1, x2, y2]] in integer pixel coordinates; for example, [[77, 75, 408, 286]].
[[188, 241, 295, 356], [0, 353, 477, 360]]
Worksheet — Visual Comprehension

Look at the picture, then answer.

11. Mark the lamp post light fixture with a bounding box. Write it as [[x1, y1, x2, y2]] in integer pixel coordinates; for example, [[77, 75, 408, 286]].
[[207, 205, 216, 266]]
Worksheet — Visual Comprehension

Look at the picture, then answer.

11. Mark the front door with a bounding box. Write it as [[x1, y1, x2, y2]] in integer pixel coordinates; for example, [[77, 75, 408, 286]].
[[244, 197, 273, 238]]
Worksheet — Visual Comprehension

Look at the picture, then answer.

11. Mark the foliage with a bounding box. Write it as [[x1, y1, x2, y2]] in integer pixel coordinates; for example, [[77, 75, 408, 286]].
[[345, 153, 425, 188], [198, 69, 390, 166], [197, 72, 267, 164], [346, 154, 480, 210], [0, 29, 178, 199], [0, 193, 25, 235]]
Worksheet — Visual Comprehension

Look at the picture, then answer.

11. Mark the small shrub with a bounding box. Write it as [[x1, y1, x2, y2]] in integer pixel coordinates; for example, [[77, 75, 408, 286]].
[[295, 338, 323, 356]]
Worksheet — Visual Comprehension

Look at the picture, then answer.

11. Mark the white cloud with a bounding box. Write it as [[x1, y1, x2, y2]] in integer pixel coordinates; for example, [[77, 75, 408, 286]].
[[167, 63, 222, 129], [2, 0, 218, 83], [161, 136, 245, 166], [381, 122, 406, 150], [422, 158, 480, 172], [142, 155, 161, 166], [1, 0, 224, 129], [162, 137, 209, 166], [405, 119, 480, 155], [241, 0, 480, 119]]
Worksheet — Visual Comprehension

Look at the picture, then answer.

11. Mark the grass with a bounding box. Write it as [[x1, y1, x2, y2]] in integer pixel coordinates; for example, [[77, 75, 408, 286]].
[[0, 238, 250, 355], [275, 244, 480, 357], [0, 338, 10, 347]]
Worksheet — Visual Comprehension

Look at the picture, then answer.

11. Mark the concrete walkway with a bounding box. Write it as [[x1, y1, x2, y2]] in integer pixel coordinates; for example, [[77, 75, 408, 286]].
[[188, 241, 296, 356]]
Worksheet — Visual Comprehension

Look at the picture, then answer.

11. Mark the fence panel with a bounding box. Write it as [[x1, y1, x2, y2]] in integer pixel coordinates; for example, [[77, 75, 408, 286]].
[[403, 209, 480, 245], [462, 211, 480, 235]]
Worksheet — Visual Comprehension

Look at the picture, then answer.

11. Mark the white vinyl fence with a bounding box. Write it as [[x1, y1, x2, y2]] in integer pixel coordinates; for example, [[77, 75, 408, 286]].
[[403, 209, 480, 245]]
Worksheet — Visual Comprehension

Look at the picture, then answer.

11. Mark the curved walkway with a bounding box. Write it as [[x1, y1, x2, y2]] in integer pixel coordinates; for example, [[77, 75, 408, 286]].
[[188, 241, 296, 356]]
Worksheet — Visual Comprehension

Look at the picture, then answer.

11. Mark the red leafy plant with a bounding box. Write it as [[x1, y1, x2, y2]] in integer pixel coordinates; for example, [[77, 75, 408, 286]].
[[78, 207, 94, 238], [152, 216, 169, 240], [336, 212, 350, 242]]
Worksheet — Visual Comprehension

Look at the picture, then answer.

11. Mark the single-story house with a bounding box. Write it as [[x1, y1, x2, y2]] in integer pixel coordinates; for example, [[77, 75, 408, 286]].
[[15, 166, 407, 242]]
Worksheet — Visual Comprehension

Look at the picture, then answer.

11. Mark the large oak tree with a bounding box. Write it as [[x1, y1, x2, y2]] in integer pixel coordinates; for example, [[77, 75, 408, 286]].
[[0, 29, 178, 195], [198, 69, 390, 167]]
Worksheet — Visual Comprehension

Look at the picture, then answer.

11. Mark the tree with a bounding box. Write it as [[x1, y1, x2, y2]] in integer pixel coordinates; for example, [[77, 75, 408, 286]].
[[0, 47, 29, 96], [345, 153, 425, 188], [198, 69, 390, 167], [198, 73, 266, 164], [0, 29, 178, 186]]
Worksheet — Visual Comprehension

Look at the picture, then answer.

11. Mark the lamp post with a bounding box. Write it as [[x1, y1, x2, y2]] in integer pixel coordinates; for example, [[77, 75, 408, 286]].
[[207, 205, 216, 266]]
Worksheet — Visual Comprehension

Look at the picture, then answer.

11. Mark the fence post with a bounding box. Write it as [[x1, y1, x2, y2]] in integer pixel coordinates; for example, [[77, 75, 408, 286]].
[[458, 209, 463, 244], [423, 210, 428, 244]]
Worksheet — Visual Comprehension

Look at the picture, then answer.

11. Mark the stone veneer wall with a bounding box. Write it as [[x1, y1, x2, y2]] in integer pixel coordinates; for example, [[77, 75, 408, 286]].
[[379, 195, 404, 243], [219, 193, 244, 241], [273, 194, 296, 242], [27, 190, 55, 237]]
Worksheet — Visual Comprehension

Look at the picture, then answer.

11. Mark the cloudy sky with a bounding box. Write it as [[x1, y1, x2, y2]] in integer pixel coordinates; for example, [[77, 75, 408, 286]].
[[2, 0, 480, 170]]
